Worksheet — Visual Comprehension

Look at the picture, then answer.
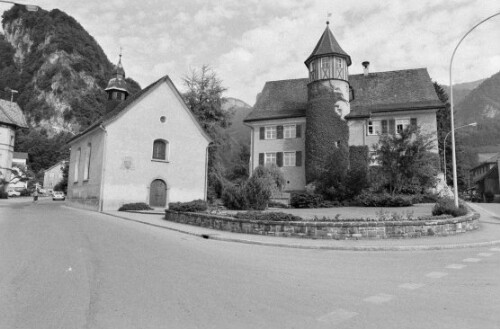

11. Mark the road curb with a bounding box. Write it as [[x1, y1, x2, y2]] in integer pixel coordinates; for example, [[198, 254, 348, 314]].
[[102, 211, 500, 252]]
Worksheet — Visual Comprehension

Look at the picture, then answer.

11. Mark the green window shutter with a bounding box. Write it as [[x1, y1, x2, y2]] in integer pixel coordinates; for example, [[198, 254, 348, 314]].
[[259, 127, 265, 140], [389, 119, 396, 134], [296, 151, 302, 167], [277, 152, 283, 167], [381, 120, 388, 134], [277, 125, 283, 139], [259, 153, 264, 166], [296, 124, 301, 138], [410, 118, 417, 127]]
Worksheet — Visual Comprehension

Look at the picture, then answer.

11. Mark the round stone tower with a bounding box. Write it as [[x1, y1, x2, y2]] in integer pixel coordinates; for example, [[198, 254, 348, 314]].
[[304, 22, 352, 183]]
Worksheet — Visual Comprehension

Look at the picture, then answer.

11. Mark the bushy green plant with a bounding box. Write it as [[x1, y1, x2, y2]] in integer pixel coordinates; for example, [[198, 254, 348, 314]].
[[169, 199, 208, 212], [290, 193, 324, 208], [234, 211, 303, 222], [118, 202, 153, 211], [484, 191, 495, 203], [0, 190, 7, 199], [354, 191, 414, 207], [221, 184, 248, 210], [432, 198, 468, 217]]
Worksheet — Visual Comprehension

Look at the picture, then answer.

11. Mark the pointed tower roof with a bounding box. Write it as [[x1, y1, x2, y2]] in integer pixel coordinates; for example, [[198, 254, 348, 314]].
[[305, 22, 351, 67], [105, 52, 129, 94]]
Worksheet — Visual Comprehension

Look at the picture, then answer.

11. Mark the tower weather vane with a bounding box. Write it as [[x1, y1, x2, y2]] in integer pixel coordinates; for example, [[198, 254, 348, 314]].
[[327, 12, 332, 24]]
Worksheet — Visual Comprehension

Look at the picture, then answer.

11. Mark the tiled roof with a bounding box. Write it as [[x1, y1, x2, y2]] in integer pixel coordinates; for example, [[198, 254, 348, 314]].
[[105, 77, 129, 93], [305, 24, 351, 66], [13, 152, 28, 159], [0, 99, 28, 128], [244, 68, 444, 123]]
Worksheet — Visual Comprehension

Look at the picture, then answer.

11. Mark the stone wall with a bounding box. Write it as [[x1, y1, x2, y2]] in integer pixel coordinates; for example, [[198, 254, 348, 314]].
[[164, 210, 479, 240]]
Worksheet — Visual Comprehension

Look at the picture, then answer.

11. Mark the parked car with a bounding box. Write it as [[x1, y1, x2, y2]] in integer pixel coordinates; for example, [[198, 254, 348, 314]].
[[52, 191, 65, 201], [7, 189, 21, 197]]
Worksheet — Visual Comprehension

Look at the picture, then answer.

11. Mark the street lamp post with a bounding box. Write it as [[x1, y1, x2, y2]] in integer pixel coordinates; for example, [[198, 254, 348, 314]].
[[0, 0, 39, 11], [443, 122, 477, 180], [449, 11, 500, 207]]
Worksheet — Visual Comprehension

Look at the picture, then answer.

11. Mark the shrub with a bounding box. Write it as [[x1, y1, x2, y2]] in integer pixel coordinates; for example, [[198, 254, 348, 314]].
[[484, 191, 495, 203], [169, 199, 208, 212], [234, 211, 303, 222], [19, 189, 31, 197], [118, 202, 153, 211], [290, 193, 324, 208], [432, 198, 468, 217], [0, 190, 7, 199], [268, 201, 289, 208], [221, 184, 248, 210], [354, 191, 414, 207]]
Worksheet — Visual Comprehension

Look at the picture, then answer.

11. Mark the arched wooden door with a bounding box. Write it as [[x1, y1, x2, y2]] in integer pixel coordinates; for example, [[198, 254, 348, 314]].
[[150, 179, 167, 207]]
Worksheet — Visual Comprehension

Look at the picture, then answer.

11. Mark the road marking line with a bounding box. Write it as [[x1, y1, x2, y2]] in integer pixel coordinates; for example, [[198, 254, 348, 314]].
[[446, 264, 466, 269], [317, 309, 358, 324], [463, 258, 481, 263], [478, 253, 493, 257], [399, 283, 425, 290], [363, 293, 394, 304], [490, 248, 500, 252], [426, 272, 448, 278]]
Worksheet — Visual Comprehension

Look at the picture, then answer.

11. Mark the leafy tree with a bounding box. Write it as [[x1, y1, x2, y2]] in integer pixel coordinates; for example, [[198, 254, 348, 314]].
[[373, 125, 438, 195], [182, 65, 234, 199], [53, 161, 68, 193]]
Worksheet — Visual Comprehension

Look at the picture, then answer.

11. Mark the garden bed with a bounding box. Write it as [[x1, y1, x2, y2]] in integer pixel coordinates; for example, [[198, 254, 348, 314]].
[[164, 208, 480, 240]]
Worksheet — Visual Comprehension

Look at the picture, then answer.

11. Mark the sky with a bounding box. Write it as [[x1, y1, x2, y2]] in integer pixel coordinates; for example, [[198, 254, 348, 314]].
[[2, 0, 500, 105]]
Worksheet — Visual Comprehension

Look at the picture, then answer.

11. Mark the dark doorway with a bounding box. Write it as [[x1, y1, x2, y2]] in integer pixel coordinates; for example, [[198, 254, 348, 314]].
[[150, 179, 167, 207]]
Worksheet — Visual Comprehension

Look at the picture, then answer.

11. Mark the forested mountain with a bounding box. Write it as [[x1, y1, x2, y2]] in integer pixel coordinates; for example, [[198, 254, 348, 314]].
[[0, 5, 140, 174], [449, 71, 500, 167]]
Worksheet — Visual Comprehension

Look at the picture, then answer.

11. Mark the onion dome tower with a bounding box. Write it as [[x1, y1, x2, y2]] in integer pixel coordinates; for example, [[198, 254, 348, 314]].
[[105, 52, 129, 102], [304, 21, 352, 184]]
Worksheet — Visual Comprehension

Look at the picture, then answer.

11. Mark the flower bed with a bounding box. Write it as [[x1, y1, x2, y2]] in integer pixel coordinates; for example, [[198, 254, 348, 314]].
[[164, 209, 480, 240]]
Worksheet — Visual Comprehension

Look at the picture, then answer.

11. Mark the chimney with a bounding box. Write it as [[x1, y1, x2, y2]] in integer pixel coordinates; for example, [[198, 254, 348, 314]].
[[362, 61, 370, 76]]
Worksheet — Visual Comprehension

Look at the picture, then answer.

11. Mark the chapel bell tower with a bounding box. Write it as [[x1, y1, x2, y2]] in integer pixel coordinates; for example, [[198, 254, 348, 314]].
[[105, 52, 129, 102]]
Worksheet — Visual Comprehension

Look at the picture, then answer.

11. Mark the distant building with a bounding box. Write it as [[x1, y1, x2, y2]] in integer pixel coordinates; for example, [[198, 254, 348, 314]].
[[470, 153, 500, 200], [0, 99, 28, 183], [43, 160, 66, 192], [244, 22, 443, 191], [66, 57, 211, 211]]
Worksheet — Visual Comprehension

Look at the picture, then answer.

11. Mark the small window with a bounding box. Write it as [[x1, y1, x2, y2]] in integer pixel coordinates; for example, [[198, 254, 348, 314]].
[[396, 119, 410, 134], [367, 120, 381, 135], [283, 152, 296, 167], [265, 152, 277, 165], [84, 143, 91, 180], [74, 148, 81, 182], [265, 126, 277, 139], [152, 139, 169, 161], [283, 125, 296, 139]]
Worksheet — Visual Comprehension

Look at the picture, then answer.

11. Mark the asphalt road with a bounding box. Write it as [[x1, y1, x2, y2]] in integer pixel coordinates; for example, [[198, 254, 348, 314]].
[[1, 199, 499, 329]]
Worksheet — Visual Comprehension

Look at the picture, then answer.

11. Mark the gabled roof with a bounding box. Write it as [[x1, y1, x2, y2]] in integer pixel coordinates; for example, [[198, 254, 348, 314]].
[[68, 75, 211, 145], [0, 99, 28, 128], [244, 68, 444, 123], [305, 23, 351, 66]]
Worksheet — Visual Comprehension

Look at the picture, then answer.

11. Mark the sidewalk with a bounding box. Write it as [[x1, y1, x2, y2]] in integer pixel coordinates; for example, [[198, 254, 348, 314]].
[[103, 202, 500, 251]]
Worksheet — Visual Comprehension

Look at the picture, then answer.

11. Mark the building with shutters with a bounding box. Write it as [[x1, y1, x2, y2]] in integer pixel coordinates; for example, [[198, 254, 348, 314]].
[[244, 22, 443, 192], [66, 56, 211, 211]]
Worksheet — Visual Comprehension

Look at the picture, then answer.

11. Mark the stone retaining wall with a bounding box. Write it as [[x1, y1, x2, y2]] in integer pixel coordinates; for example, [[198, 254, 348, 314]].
[[164, 210, 480, 240]]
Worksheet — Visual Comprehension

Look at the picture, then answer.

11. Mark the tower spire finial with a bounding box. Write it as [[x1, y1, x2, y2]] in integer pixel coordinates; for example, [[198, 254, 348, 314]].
[[326, 12, 332, 25]]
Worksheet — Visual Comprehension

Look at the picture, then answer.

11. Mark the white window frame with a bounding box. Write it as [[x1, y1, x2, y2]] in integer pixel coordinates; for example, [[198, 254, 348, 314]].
[[321, 57, 331, 79], [283, 125, 296, 139], [396, 118, 410, 134], [367, 120, 381, 135], [74, 148, 81, 182], [283, 152, 296, 167], [265, 152, 277, 165], [265, 126, 276, 139]]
